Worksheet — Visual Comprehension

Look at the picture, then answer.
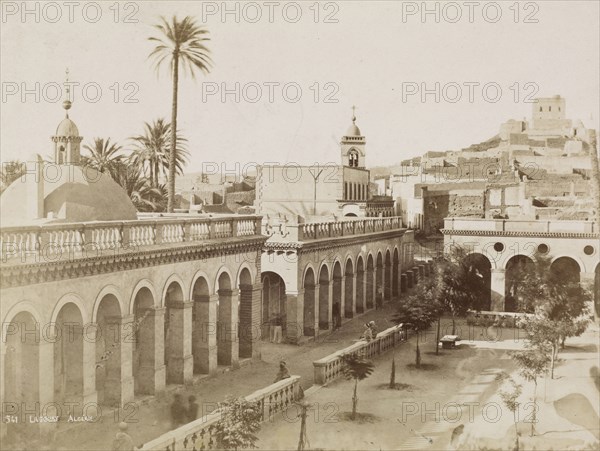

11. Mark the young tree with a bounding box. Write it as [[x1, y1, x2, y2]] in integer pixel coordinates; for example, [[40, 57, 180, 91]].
[[497, 374, 523, 451], [342, 353, 375, 420], [510, 350, 550, 437], [440, 247, 488, 334], [391, 294, 437, 368], [148, 16, 212, 212], [516, 252, 591, 372], [214, 396, 262, 451]]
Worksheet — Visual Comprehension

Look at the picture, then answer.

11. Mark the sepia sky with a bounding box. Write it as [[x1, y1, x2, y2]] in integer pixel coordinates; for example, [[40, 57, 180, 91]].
[[1, 0, 599, 172]]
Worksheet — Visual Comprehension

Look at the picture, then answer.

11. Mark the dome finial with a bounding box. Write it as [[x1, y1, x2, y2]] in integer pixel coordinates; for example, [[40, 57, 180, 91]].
[[351, 105, 357, 123], [62, 67, 72, 117]]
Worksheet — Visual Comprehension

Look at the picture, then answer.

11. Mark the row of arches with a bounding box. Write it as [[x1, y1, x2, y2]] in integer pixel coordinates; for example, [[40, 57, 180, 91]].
[[304, 249, 400, 337], [462, 252, 596, 312], [3, 268, 259, 424]]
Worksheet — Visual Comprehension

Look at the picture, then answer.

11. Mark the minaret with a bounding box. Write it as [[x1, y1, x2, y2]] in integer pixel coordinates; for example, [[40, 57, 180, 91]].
[[340, 105, 366, 168], [52, 68, 83, 164]]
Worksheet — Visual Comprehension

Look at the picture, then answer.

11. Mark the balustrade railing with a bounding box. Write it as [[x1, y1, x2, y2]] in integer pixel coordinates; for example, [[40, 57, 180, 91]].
[[313, 324, 406, 385], [140, 376, 301, 451], [298, 216, 403, 241], [0, 216, 262, 262], [443, 218, 598, 234]]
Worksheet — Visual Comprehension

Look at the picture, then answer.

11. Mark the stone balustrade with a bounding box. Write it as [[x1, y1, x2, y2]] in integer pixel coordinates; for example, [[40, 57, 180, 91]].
[[0, 215, 262, 261], [313, 324, 406, 385], [140, 375, 302, 451], [443, 218, 598, 235], [264, 216, 404, 242]]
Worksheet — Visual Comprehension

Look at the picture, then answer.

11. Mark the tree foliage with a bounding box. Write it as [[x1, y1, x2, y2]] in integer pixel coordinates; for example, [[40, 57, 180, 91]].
[[342, 353, 375, 420], [214, 396, 262, 451], [148, 15, 212, 212], [0, 160, 26, 194]]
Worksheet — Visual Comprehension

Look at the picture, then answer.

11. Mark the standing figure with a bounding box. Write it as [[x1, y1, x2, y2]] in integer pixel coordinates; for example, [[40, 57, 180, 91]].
[[332, 302, 341, 330], [274, 360, 291, 383], [170, 394, 187, 429], [369, 320, 378, 339], [111, 422, 134, 451], [376, 286, 384, 309], [187, 395, 199, 422]]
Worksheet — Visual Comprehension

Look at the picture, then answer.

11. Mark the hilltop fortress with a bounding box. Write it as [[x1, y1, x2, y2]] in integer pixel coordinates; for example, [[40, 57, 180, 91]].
[[388, 96, 597, 233]]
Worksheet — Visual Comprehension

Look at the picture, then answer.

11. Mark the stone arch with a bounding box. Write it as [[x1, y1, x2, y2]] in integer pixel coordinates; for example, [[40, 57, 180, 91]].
[[238, 267, 255, 358], [1, 301, 43, 343], [3, 309, 40, 435], [384, 249, 392, 301], [463, 252, 492, 311], [303, 267, 316, 336], [392, 247, 400, 297], [236, 262, 256, 287], [163, 280, 185, 384], [53, 300, 85, 406], [505, 254, 535, 312], [129, 280, 158, 315], [215, 267, 234, 294], [375, 251, 384, 307], [131, 283, 158, 396], [332, 261, 343, 328], [190, 270, 213, 302], [356, 256, 365, 313], [191, 274, 211, 375], [261, 271, 287, 342], [317, 261, 331, 283], [92, 285, 126, 324], [318, 264, 330, 330], [550, 256, 582, 283], [344, 258, 354, 318], [366, 253, 375, 309], [51, 292, 89, 326], [161, 274, 187, 308], [94, 292, 123, 407], [216, 271, 236, 366]]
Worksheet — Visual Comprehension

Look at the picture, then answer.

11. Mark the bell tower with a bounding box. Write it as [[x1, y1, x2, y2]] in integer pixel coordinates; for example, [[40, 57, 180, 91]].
[[341, 106, 366, 168], [52, 68, 83, 165]]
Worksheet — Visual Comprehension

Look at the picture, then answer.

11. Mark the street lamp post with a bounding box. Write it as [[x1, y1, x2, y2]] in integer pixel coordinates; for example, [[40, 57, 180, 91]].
[[308, 166, 324, 217]]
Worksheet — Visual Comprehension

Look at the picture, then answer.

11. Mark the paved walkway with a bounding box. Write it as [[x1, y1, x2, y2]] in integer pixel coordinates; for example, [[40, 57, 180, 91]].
[[255, 321, 516, 450], [30, 303, 400, 450]]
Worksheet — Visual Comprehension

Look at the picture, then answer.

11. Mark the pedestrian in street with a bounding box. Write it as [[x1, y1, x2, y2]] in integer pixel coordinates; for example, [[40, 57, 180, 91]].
[[170, 393, 187, 429], [376, 286, 383, 309], [360, 323, 373, 342], [369, 320, 378, 339], [274, 360, 291, 383], [187, 395, 199, 422], [332, 302, 341, 330], [111, 422, 134, 451]]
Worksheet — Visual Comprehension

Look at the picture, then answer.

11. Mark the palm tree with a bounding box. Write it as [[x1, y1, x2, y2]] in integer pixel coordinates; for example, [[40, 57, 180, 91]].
[[148, 16, 212, 212], [342, 353, 374, 420], [129, 119, 189, 187], [115, 164, 167, 212], [81, 138, 124, 181], [0, 160, 26, 194]]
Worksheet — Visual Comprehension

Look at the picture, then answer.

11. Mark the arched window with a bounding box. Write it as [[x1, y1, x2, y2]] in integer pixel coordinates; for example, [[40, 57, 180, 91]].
[[539, 107, 542, 112], [348, 150, 359, 168]]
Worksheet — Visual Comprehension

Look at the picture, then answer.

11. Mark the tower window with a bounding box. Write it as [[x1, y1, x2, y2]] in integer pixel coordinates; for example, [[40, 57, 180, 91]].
[[549, 106, 551, 111], [539, 107, 542, 112], [348, 150, 359, 168]]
